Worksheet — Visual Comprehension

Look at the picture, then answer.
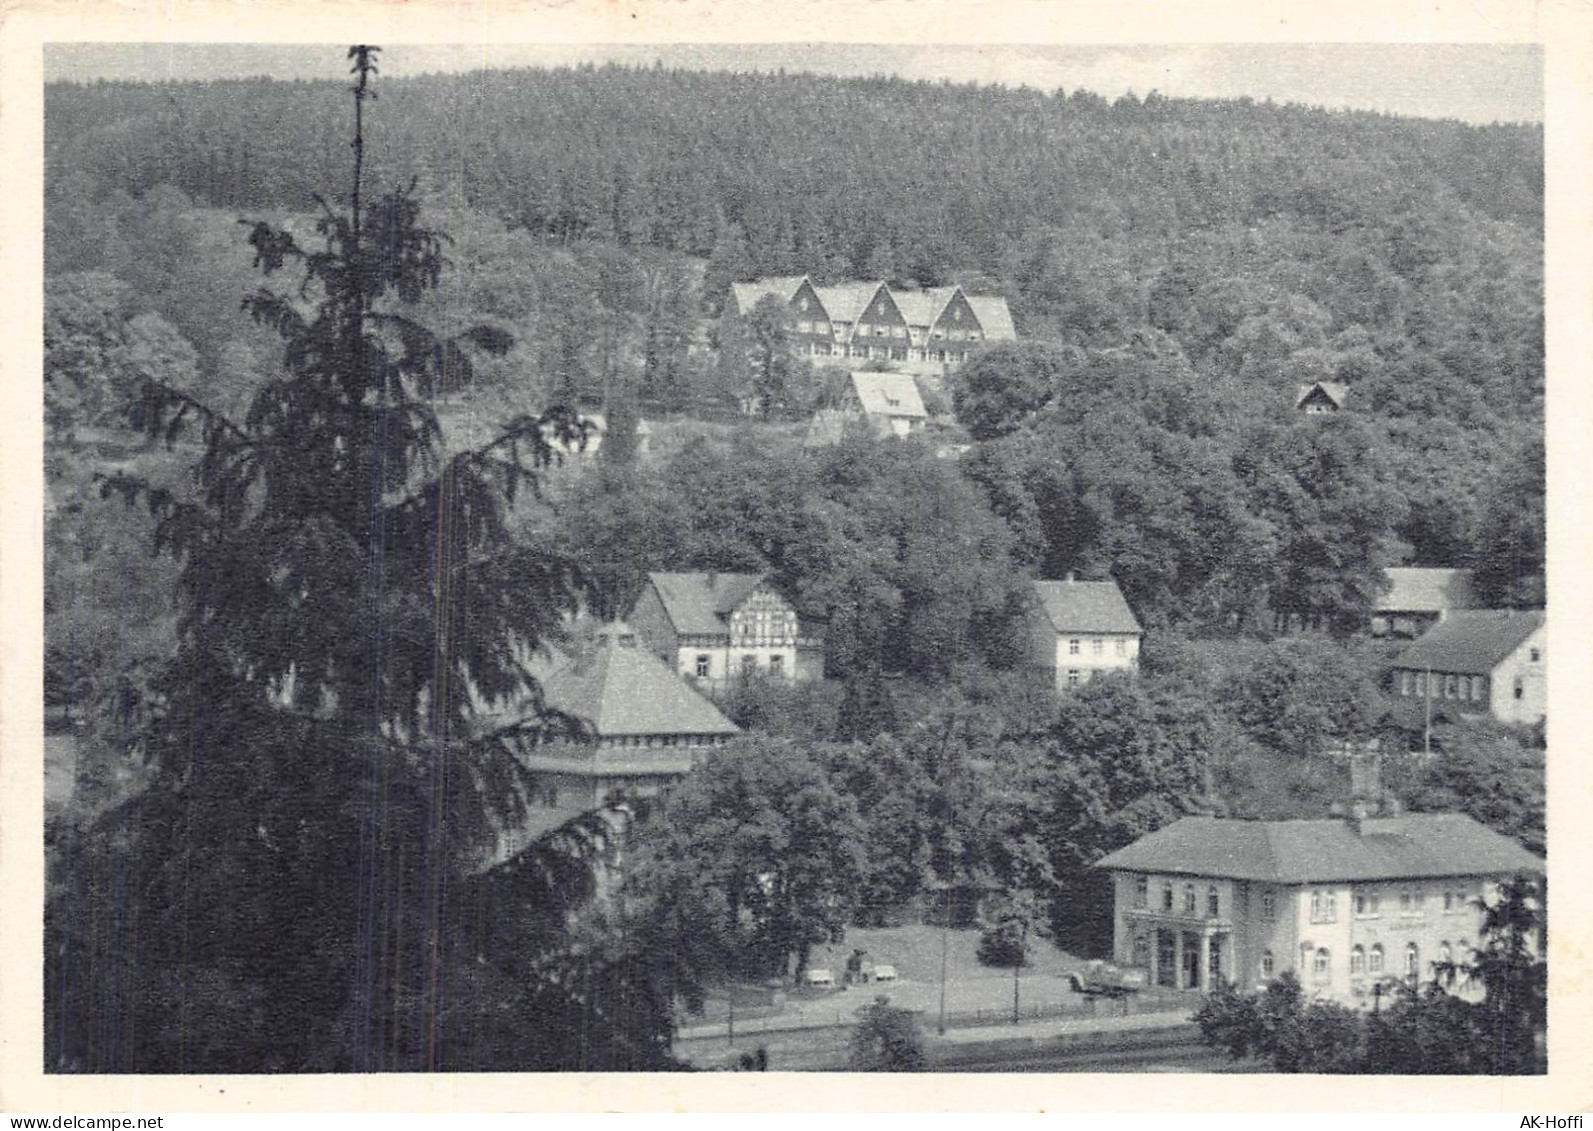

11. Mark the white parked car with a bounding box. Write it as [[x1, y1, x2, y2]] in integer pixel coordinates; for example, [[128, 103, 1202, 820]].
[[803, 968, 835, 987], [870, 964, 898, 983]]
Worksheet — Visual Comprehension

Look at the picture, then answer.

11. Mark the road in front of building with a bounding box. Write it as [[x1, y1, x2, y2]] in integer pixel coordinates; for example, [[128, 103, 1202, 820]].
[[675, 1002, 1234, 1073]]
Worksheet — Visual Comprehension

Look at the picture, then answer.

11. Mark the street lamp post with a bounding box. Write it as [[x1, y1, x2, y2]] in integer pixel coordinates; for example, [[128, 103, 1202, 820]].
[[938, 884, 949, 1035]]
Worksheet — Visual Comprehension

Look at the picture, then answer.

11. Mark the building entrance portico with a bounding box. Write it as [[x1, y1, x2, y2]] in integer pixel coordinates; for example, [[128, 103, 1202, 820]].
[[1140, 921, 1230, 992]]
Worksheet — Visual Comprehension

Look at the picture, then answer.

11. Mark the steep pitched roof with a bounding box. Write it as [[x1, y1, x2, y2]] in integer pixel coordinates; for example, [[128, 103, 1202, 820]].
[[646, 571, 767, 636], [1096, 814, 1542, 883], [1377, 567, 1478, 614], [1392, 609, 1545, 675], [731, 276, 808, 315], [891, 286, 959, 328], [850, 371, 927, 419], [814, 281, 885, 326], [965, 295, 1017, 340], [532, 635, 739, 739], [1032, 577, 1142, 635], [1295, 381, 1348, 409]]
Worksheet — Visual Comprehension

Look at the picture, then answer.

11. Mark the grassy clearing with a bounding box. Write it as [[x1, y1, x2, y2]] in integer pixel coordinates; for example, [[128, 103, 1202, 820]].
[[807, 923, 1088, 985]]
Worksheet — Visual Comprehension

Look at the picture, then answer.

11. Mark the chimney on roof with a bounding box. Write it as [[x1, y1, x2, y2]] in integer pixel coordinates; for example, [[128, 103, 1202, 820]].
[[1346, 748, 1385, 832], [1348, 749, 1381, 803]]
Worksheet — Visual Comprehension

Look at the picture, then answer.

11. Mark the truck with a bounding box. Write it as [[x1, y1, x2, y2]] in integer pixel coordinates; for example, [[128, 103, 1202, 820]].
[[1066, 959, 1147, 998]]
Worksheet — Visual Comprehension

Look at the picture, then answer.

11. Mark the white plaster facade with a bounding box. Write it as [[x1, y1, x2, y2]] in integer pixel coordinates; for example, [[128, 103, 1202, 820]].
[[1099, 814, 1543, 1009]]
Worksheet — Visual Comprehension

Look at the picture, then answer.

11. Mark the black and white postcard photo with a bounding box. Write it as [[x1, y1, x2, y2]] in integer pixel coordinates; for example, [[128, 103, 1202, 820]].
[[3, 0, 1588, 1116]]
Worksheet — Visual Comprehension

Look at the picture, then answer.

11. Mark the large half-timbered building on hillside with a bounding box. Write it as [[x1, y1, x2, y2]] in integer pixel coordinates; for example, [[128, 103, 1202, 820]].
[[728, 276, 1017, 376]]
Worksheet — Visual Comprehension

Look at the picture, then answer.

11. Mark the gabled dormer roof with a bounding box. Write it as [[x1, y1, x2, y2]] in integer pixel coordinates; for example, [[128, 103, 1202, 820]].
[[814, 281, 897, 330], [730, 275, 810, 316], [1032, 577, 1142, 635], [1392, 609, 1544, 675], [966, 295, 1017, 340], [891, 286, 960, 329], [646, 571, 771, 636]]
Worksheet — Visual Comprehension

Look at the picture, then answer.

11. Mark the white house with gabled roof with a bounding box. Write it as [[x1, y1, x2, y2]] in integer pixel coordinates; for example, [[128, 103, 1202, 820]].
[[1388, 608, 1545, 727], [1027, 575, 1142, 691]]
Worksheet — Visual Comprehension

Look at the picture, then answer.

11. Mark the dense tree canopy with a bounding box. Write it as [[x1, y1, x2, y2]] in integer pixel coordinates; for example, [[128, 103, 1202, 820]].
[[46, 47, 663, 1073], [545, 428, 1029, 680], [48, 63, 1544, 624], [626, 738, 868, 988]]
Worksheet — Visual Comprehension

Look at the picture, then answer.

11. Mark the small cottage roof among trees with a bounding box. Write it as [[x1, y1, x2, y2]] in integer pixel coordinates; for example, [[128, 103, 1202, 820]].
[[1295, 380, 1348, 410], [1392, 608, 1544, 674], [1032, 577, 1142, 635], [850, 371, 926, 419], [1097, 813, 1542, 883], [1376, 567, 1477, 614]]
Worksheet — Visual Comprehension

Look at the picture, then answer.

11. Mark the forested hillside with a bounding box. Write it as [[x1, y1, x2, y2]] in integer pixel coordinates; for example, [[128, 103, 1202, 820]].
[[46, 63, 1545, 635], [42, 59, 1548, 1070]]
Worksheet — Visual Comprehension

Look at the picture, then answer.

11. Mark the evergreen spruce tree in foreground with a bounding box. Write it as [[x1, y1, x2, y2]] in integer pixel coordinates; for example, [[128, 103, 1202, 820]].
[[47, 46, 676, 1072]]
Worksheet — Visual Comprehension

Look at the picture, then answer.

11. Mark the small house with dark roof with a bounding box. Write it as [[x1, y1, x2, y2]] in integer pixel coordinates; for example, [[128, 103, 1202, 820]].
[[1295, 381, 1348, 414], [1388, 608, 1545, 727], [1372, 567, 1477, 639], [628, 571, 818, 689], [1096, 813, 1542, 1004], [501, 623, 739, 837], [1027, 575, 1142, 691]]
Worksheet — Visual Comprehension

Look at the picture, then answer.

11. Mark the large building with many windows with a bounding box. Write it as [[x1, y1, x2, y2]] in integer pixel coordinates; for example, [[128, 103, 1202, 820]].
[[728, 276, 1017, 377], [1095, 812, 1542, 1006]]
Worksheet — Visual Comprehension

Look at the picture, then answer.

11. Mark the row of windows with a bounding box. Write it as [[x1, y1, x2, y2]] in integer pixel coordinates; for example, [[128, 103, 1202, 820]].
[[1332, 887, 1474, 921], [802, 343, 970, 364], [1398, 671, 1488, 702], [791, 318, 986, 345], [1273, 940, 1467, 982], [693, 654, 787, 678], [1067, 638, 1132, 657], [1131, 878, 1277, 920], [1134, 880, 1476, 927], [601, 733, 719, 748], [1135, 877, 1224, 918]]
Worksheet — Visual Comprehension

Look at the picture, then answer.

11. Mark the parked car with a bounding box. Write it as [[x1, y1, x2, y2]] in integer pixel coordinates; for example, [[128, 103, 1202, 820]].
[[870, 964, 898, 983], [1066, 959, 1147, 997], [802, 967, 836, 988]]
